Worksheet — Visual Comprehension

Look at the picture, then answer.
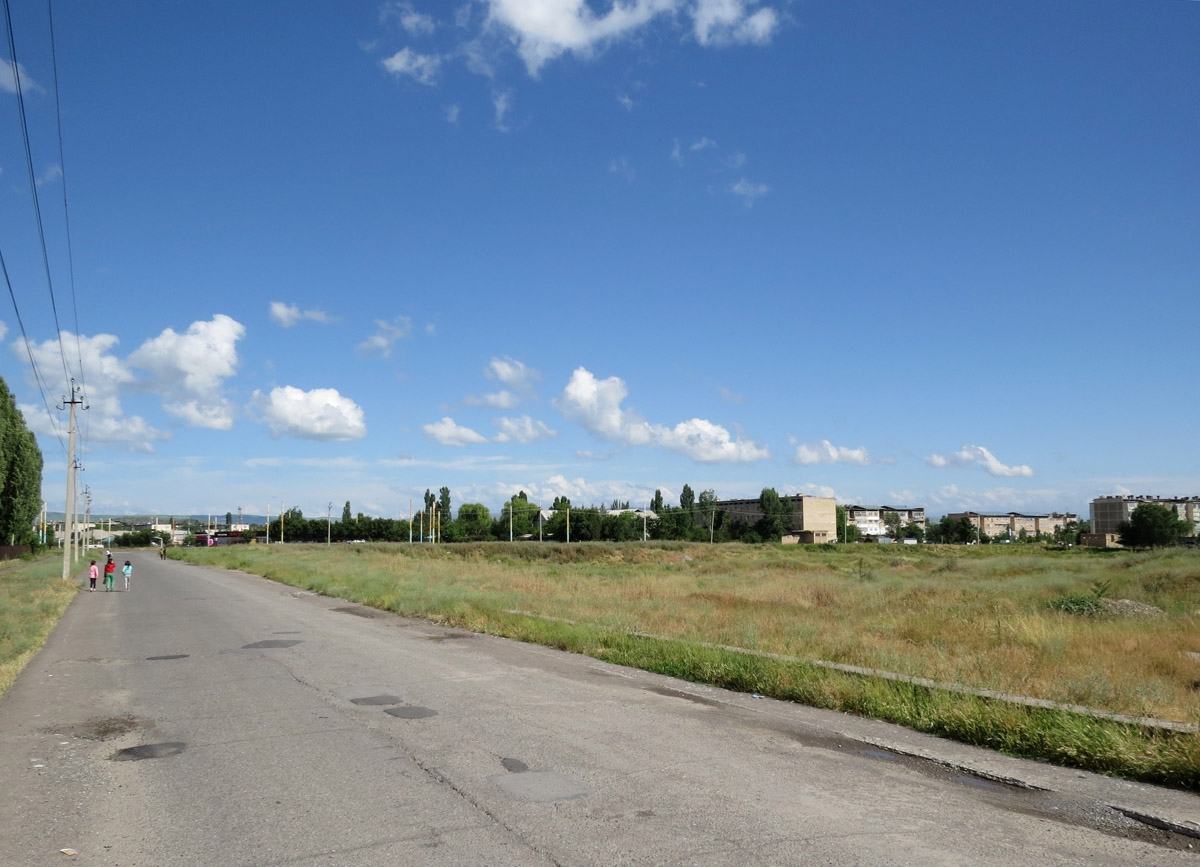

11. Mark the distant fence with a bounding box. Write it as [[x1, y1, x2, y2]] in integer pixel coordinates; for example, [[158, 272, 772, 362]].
[[0, 545, 34, 561]]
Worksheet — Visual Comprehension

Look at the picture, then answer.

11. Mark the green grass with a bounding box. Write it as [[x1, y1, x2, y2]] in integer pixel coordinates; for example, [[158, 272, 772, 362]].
[[174, 541, 1200, 789], [0, 557, 79, 697]]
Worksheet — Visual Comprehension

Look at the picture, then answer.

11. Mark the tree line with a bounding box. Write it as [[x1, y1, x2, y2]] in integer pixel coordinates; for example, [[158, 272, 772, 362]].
[[0, 375, 44, 547]]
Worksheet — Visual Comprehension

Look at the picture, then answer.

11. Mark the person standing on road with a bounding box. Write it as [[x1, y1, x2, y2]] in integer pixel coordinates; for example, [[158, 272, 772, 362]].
[[88, 560, 98, 592], [122, 560, 132, 592], [103, 557, 116, 592]]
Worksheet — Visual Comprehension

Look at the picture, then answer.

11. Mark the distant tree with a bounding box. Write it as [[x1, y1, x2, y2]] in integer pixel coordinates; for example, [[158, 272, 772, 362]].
[[500, 493, 538, 538], [225, 511, 233, 528], [680, 484, 695, 513], [341, 501, 352, 524], [882, 511, 902, 540], [457, 503, 491, 540], [697, 489, 721, 540], [651, 490, 664, 513], [901, 522, 925, 542], [551, 495, 572, 511], [1118, 503, 1188, 549], [755, 488, 791, 542]]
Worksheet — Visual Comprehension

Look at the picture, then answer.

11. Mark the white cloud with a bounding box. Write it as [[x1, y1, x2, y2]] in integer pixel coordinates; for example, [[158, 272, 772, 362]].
[[486, 356, 540, 392], [717, 385, 744, 404], [926, 445, 1034, 478], [382, 48, 442, 84], [129, 315, 244, 397], [555, 367, 768, 464], [693, 0, 778, 46], [383, 2, 436, 35], [13, 331, 171, 451], [0, 62, 42, 95], [423, 416, 488, 446], [691, 136, 716, 151], [494, 415, 556, 444], [793, 439, 872, 467], [609, 156, 635, 181], [251, 386, 366, 441], [444, 103, 461, 123], [357, 316, 412, 357], [617, 93, 634, 111], [464, 390, 521, 410], [0, 321, 7, 341], [162, 400, 236, 431], [731, 177, 770, 206], [269, 301, 331, 327], [35, 165, 62, 187], [493, 89, 513, 130], [670, 139, 684, 165]]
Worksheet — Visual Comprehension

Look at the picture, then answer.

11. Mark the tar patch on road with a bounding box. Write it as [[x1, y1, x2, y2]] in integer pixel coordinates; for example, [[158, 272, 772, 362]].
[[645, 685, 724, 708], [111, 742, 186, 762], [57, 716, 147, 741], [242, 639, 303, 649], [333, 605, 390, 619], [501, 758, 529, 773], [350, 695, 403, 706], [146, 654, 189, 661], [422, 632, 475, 642]]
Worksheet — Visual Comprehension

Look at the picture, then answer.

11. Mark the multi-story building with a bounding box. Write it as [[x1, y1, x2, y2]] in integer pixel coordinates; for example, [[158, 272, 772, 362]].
[[1090, 495, 1200, 536], [844, 505, 927, 538], [711, 495, 837, 543], [946, 511, 1078, 539]]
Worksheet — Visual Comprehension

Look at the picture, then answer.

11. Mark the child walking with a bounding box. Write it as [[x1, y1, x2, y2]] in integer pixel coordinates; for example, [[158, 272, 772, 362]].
[[88, 560, 98, 591], [122, 560, 132, 591], [103, 557, 116, 591]]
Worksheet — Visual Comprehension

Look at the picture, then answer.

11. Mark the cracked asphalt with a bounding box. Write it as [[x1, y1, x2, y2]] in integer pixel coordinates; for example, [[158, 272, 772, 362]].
[[1, 551, 1197, 865]]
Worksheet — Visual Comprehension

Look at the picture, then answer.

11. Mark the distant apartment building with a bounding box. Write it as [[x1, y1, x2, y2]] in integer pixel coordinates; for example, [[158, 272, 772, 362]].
[[946, 511, 1078, 539], [844, 505, 927, 538], [1089, 495, 1200, 536], [711, 495, 837, 543]]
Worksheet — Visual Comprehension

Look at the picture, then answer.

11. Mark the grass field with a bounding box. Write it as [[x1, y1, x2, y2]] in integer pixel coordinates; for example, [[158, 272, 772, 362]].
[[0, 557, 78, 698], [174, 541, 1200, 788]]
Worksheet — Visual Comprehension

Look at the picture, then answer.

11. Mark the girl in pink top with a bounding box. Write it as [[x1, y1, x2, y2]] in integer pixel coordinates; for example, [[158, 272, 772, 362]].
[[88, 561, 98, 591]]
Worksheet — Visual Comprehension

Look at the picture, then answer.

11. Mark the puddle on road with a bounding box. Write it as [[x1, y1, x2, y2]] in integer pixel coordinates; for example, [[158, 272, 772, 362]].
[[112, 742, 186, 762]]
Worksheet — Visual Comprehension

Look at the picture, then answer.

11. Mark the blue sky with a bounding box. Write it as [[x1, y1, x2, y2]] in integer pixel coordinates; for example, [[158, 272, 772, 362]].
[[1, 0, 1196, 521]]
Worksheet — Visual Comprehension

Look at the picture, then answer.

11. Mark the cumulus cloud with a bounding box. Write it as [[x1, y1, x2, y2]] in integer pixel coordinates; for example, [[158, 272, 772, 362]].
[[482, 0, 779, 76], [269, 301, 331, 327], [13, 331, 168, 450], [357, 316, 412, 357], [926, 445, 1034, 478], [127, 315, 244, 430], [382, 47, 442, 84], [444, 103, 461, 123], [0, 321, 8, 341], [494, 415, 556, 444], [691, 136, 716, 151], [731, 177, 770, 206], [493, 89, 513, 130], [617, 93, 633, 111], [251, 386, 366, 441], [423, 416, 488, 446], [555, 367, 768, 463], [792, 440, 872, 467]]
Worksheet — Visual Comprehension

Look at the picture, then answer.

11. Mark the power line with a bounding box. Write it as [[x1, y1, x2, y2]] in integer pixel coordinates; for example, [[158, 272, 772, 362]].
[[4, 0, 73, 390]]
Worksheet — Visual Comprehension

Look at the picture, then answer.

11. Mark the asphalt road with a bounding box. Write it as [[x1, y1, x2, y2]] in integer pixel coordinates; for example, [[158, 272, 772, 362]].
[[1, 551, 1197, 865]]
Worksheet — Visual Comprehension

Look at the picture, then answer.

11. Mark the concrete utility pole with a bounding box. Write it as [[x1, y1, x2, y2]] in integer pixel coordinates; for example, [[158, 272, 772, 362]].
[[266, 502, 270, 544], [327, 502, 332, 546], [60, 382, 84, 582], [83, 487, 92, 550]]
